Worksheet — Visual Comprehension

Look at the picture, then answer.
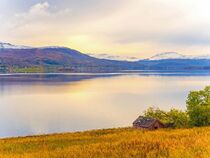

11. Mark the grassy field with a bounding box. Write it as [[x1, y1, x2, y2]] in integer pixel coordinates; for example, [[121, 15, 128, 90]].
[[0, 127, 209, 158], [11, 67, 45, 73]]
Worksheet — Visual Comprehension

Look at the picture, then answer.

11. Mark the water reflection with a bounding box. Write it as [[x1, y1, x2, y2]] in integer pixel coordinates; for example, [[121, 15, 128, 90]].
[[0, 73, 210, 138]]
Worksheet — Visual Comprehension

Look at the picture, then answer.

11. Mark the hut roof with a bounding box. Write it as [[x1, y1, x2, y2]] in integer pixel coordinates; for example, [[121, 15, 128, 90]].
[[133, 116, 162, 128]]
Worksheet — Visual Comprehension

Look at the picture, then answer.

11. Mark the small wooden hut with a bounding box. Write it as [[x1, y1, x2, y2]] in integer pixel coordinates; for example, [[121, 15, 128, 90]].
[[133, 116, 164, 130]]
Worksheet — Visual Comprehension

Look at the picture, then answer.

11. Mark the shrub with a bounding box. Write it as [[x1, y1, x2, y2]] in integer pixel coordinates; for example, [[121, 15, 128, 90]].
[[144, 107, 189, 128], [186, 86, 210, 126]]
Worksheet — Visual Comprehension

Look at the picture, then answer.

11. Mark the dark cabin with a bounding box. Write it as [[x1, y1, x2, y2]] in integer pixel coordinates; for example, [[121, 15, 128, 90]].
[[133, 116, 164, 130]]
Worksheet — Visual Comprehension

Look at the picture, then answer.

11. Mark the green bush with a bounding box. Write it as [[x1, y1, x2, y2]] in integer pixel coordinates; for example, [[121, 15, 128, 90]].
[[186, 86, 210, 126], [144, 86, 210, 128], [144, 107, 189, 128]]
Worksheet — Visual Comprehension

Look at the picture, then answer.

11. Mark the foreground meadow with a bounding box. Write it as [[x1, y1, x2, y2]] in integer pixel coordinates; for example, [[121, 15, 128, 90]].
[[0, 127, 209, 158]]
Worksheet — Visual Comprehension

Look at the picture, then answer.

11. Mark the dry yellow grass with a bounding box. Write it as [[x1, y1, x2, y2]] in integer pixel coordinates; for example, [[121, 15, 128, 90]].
[[0, 127, 210, 158]]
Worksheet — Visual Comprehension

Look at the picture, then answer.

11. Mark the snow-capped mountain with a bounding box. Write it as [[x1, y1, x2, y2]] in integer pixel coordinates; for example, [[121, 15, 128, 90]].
[[1, 41, 210, 61], [0, 42, 31, 49], [0, 41, 210, 72], [148, 52, 210, 60], [0, 42, 29, 49], [0, 42, 68, 50], [98, 51, 208, 61], [88, 53, 139, 61], [148, 52, 187, 60], [194, 54, 210, 59]]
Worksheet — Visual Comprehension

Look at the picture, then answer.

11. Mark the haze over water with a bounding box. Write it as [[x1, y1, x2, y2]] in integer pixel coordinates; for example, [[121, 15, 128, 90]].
[[1, 72, 210, 138]]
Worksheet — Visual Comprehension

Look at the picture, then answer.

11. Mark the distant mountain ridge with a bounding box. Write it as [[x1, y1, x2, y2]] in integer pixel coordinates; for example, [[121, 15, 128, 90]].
[[0, 42, 31, 49], [1, 42, 210, 60], [0, 42, 138, 73], [0, 42, 210, 73], [88, 53, 139, 61], [147, 52, 210, 60], [89, 52, 210, 61]]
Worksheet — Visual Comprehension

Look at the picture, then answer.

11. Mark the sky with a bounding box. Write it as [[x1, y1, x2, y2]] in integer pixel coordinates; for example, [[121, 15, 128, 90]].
[[1, 0, 210, 58]]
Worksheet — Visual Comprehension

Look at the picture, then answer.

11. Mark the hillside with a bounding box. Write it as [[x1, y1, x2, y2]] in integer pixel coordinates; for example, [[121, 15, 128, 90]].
[[0, 46, 138, 73], [0, 127, 209, 158], [1, 42, 210, 72]]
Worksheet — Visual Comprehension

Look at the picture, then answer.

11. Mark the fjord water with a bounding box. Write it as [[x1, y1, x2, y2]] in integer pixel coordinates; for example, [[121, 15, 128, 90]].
[[1, 72, 210, 138]]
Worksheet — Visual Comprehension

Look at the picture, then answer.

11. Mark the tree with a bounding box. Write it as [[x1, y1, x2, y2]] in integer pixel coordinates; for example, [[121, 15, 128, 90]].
[[186, 86, 210, 126], [167, 109, 189, 128], [144, 107, 169, 123], [144, 107, 189, 128]]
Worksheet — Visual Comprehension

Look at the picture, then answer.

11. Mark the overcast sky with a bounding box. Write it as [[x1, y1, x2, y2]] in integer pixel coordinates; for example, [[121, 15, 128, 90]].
[[1, 0, 210, 58]]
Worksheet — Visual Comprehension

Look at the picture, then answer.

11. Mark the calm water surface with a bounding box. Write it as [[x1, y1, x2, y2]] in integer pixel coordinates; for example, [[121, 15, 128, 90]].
[[1, 72, 210, 138]]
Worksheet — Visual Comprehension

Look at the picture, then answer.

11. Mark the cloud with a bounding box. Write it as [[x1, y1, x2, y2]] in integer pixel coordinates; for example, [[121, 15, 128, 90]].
[[1, 0, 210, 57], [29, 2, 49, 14], [82, 0, 210, 49], [6, 2, 73, 44], [15, 2, 62, 24], [3, 1, 128, 47]]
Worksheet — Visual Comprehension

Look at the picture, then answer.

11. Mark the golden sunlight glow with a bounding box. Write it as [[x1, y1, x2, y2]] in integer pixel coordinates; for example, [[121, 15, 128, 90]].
[[1, 0, 210, 58]]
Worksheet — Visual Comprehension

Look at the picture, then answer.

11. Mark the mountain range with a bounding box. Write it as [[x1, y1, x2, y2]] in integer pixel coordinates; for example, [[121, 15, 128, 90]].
[[0, 42, 210, 73], [147, 52, 210, 60], [89, 52, 210, 61]]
